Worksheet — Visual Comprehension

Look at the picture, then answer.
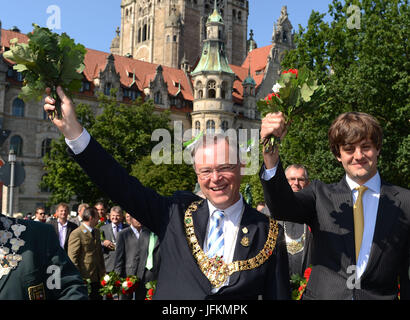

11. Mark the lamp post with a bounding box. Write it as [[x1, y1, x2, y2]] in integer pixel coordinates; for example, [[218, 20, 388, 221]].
[[8, 149, 16, 217]]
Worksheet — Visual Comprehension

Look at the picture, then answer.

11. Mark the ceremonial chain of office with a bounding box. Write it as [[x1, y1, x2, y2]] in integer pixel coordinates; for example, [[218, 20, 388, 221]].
[[184, 200, 279, 288]]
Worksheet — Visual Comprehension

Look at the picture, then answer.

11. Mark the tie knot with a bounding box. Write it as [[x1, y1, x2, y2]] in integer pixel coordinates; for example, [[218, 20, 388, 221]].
[[213, 210, 225, 220], [355, 185, 368, 195]]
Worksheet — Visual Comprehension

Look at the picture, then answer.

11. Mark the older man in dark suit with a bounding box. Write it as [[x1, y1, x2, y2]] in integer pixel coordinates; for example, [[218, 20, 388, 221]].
[[260, 111, 410, 300], [100, 206, 128, 273], [114, 217, 160, 300], [44, 87, 290, 300]]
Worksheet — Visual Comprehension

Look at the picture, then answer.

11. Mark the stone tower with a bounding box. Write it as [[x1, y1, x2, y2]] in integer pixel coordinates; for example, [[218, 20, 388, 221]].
[[256, 5, 295, 100], [190, 3, 236, 136], [113, 0, 249, 68]]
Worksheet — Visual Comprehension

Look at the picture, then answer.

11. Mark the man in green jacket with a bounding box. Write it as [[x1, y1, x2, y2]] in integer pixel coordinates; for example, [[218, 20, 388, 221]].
[[0, 213, 88, 299]]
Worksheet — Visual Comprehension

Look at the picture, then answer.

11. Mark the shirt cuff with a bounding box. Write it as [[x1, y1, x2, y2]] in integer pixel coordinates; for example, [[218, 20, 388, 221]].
[[261, 164, 278, 181], [65, 128, 91, 155]]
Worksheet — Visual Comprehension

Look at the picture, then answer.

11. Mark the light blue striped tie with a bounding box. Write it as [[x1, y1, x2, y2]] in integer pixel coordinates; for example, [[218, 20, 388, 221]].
[[207, 210, 225, 258]]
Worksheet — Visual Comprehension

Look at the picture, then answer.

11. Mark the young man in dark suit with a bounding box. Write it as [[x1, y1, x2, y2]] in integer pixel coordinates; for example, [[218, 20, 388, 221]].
[[48, 202, 78, 252], [114, 217, 160, 300], [44, 87, 290, 300], [260, 111, 410, 300]]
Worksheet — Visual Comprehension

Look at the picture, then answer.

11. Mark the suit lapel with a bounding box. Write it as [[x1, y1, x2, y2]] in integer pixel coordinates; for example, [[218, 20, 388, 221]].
[[228, 201, 258, 287], [192, 200, 209, 250], [362, 182, 401, 278], [330, 178, 356, 264]]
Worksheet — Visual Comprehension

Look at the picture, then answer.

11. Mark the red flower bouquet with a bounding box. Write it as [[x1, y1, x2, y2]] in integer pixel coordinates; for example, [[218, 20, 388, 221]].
[[121, 276, 139, 295], [257, 66, 326, 153], [290, 266, 312, 300], [145, 280, 157, 300]]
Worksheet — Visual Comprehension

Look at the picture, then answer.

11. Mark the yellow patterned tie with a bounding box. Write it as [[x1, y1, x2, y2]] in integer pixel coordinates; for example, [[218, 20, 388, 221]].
[[353, 185, 368, 262]]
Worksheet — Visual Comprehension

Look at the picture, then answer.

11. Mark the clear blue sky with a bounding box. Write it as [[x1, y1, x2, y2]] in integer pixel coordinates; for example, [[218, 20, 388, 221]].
[[1, 0, 332, 53]]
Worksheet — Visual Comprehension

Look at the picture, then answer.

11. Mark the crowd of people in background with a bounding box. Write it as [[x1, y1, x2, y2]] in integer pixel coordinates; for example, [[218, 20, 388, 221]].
[[21, 201, 160, 300]]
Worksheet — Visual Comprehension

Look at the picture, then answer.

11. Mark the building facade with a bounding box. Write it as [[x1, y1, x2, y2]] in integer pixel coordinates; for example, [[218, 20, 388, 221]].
[[0, 5, 294, 214], [115, 0, 249, 68]]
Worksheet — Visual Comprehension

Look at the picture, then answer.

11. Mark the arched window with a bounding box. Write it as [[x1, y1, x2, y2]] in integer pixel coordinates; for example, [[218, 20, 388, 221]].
[[282, 32, 288, 43], [195, 121, 201, 135], [12, 98, 25, 117], [206, 120, 215, 134], [221, 120, 229, 132], [207, 80, 216, 99], [154, 92, 162, 104], [143, 24, 148, 41], [10, 135, 23, 156], [104, 82, 112, 96], [41, 138, 52, 157]]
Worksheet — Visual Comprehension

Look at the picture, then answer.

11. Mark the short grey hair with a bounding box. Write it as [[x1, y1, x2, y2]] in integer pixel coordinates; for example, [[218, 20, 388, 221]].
[[284, 164, 309, 181], [110, 206, 123, 215]]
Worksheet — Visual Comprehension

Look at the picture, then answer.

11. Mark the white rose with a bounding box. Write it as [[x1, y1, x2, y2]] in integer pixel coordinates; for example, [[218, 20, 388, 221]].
[[104, 275, 110, 282], [122, 281, 129, 289], [272, 83, 282, 93]]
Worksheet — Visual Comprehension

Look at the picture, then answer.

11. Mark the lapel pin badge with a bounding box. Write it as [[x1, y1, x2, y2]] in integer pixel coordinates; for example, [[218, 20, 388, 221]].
[[241, 236, 250, 247], [242, 227, 248, 234]]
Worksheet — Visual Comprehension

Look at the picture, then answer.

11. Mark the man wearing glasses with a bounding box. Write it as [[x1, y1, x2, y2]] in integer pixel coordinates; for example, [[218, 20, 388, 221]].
[[43, 87, 290, 300]]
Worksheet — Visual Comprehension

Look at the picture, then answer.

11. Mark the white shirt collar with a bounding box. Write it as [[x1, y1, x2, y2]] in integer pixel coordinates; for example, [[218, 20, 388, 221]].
[[345, 171, 381, 194], [207, 194, 244, 219]]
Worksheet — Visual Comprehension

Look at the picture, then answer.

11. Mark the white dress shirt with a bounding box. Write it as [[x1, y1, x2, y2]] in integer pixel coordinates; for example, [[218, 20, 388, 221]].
[[58, 220, 68, 249], [130, 225, 141, 240], [262, 165, 381, 279]]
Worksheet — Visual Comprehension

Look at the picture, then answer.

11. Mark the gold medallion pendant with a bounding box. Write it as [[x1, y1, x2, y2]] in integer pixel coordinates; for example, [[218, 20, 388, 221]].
[[184, 200, 279, 288]]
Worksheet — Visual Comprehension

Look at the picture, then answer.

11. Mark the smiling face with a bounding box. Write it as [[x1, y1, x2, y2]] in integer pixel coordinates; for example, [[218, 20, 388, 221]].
[[337, 139, 380, 185], [194, 139, 242, 210]]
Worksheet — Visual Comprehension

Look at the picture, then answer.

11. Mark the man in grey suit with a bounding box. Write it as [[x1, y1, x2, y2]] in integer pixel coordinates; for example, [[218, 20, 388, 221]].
[[100, 206, 128, 273], [114, 217, 160, 300]]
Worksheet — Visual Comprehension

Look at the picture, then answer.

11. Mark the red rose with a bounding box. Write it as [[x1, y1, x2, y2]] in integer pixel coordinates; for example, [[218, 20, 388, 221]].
[[304, 267, 312, 280], [106, 293, 113, 299], [100, 217, 105, 222], [101, 280, 106, 286], [127, 281, 133, 288], [148, 288, 154, 296], [264, 93, 280, 101], [114, 280, 121, 287]]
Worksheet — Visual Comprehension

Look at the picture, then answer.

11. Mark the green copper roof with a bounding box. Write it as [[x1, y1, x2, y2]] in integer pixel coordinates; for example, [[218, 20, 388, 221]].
[[191, 41, 234, 75], [243, 74, 256, 86], [207, 8, 224, 24]]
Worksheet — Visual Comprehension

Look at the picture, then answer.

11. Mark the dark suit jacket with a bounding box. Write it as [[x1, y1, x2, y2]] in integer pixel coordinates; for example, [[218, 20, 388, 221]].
[[261, 161, 410, 300], [114, 226, 160, 299], [67, 224, 106, 283], [47, 219, 78, 252], [70, 136, 290, 300], [100, 222, 129, 272], [0, 215, 88, 300]]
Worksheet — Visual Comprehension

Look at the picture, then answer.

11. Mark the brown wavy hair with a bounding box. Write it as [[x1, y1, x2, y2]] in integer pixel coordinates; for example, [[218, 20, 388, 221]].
[[328, 112, 383, 158]]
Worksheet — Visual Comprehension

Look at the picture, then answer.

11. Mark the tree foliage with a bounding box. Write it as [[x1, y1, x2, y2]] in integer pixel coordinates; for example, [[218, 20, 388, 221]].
[[41, 94, 174, 207], [279, 0, 409, 188]]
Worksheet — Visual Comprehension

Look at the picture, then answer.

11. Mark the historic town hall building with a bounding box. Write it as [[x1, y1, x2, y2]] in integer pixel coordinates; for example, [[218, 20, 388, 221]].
[[0, 1, 294, 214]]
